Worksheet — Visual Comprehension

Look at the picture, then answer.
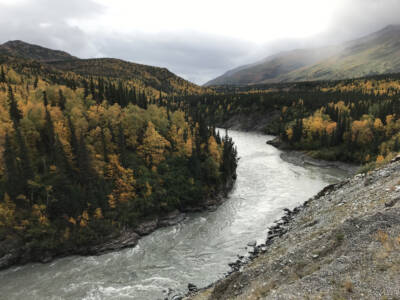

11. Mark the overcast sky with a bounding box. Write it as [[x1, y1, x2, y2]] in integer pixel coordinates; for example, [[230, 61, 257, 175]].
[[0, 0, 399, 84]]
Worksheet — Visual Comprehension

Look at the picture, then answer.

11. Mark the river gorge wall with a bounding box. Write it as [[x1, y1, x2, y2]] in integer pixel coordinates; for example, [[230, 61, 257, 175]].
[[189, 156, 400, 299]]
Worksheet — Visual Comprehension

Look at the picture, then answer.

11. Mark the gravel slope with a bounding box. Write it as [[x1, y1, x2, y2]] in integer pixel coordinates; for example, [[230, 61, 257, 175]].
[[188, 157, 400, 300]]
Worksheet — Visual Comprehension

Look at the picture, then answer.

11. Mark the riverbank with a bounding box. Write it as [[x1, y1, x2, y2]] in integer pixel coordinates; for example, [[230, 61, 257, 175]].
[[217, 110, 280, 133], [279, 150, 359, 173], [0, 179, 235, 271], [188, 155, 400, 299]]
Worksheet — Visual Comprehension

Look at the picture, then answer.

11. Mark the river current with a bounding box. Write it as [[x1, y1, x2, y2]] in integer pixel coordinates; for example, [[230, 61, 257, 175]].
[[0, 131, 352, 300]]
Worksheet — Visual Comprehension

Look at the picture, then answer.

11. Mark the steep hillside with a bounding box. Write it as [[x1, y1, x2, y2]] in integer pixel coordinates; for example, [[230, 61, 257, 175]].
[[0, 40, 205, 95], [205, 25, 400, 86], [189, 156, 400, 299]]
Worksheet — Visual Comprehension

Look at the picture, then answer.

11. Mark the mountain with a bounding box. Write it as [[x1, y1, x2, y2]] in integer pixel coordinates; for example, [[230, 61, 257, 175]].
[[205, 47, 338, 86], [0, 40, 205, 95], [0, 40, 77, 62], [205, 25, 400, 86]]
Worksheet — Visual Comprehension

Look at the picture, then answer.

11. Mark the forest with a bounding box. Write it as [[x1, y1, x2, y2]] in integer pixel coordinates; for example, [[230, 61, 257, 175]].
[[177, 76, 400, 170], [2, 47, 400, 262], [0, 61, 238, 257]]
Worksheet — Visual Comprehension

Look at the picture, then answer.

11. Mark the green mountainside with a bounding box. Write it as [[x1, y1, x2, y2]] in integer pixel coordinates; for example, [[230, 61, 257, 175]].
[[205, 25, 400, 86]]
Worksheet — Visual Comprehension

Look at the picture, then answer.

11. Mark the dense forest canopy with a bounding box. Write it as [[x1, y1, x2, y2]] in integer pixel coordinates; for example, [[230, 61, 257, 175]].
[[0, 60, 238, 256], [179, 75, 400, 169]]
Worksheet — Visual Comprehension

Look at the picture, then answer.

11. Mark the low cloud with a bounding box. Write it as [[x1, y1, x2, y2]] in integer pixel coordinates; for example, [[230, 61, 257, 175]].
[[1, 0, 400, 84]]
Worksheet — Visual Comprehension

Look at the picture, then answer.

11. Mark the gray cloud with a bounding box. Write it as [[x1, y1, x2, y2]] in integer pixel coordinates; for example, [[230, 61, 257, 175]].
[[96, 32, 256, 83], [1, 0, 400, 84], [0, 0, 103, 57]]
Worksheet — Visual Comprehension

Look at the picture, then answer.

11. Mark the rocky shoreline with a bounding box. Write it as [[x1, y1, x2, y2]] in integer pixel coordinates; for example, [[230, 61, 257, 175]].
[[0, 179, 235, 271], [187, 155, 400, 299]]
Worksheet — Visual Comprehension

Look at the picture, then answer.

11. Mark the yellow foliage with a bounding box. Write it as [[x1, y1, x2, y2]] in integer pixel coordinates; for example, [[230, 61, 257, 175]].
[[108, 194, 117, 209], [138, 121, 170, 165], [286, 127, 293, 140], [208, 136, 221, 163], [106, 155, 136, 205], [144, 182, 152, 197], [374, 118, 383, 130], [82, 210, 89, 221], [94, 208, 103, 219], [0, 193, 16, 227], [63, 227, 70, 240], [351, 118, 373, 145], [79, 218, 87, 227]]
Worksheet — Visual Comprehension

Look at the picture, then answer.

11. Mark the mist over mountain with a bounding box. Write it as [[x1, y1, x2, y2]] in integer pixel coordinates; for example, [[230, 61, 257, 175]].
[[205, 25, 400, 86]]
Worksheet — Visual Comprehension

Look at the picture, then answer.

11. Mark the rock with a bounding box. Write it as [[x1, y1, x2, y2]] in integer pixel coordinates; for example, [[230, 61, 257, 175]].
[[39, 251, 53, 263], [89, 231, 139, 254], [267, 233, 279, 240], [385, 196, 400, 207], [391, 154, 400, 162], [303, 219, 318, 228], [135, 219, 158, 236], [159, 210, 185, 227], [266, 137, 290, 149], [247, 241, 257, 247], [283, 208, 292, 214], [0, 253, 17, 270], [188, 283, 198, 292]]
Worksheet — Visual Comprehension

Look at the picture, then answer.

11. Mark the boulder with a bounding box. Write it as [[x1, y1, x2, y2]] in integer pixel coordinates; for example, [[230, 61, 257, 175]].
[[135, 219, 158, 236]]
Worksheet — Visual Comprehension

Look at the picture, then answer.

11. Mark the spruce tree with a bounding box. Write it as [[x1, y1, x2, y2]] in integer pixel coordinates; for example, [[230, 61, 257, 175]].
[[8, 85, 22, 127], [33, 76, 38, 89], [15, 127, 34, 186], [0, 66, 6, 83], [3, 133, 21, 196], [58, 89, 66, 110]]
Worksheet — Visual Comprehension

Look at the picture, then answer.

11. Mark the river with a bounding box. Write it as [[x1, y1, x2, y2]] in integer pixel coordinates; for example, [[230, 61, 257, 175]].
[[0, 131, 353, 300]]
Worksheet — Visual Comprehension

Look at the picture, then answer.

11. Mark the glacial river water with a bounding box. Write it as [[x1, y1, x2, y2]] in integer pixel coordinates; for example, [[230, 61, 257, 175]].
[[0, 131, 352, 300]]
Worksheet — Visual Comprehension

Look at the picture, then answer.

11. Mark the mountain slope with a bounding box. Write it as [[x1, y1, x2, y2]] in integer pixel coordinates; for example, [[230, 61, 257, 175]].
[[280, 25, 400, 83], [0, 40, 205, 95], [205, 47, 337, 86], [205, 25, 400, 86], [0, 40, 77, 62]]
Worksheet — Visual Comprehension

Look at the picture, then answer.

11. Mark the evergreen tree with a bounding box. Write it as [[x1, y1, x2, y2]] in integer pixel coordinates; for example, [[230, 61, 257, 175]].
[[15, 127, 34, 187], [3, 133, 21, 197], [0, 66, 6, 83], [58, 89, 66, 110], [41, 104, 56, 162], [8, 85, 22, 127], [33, 76, 38, 89]]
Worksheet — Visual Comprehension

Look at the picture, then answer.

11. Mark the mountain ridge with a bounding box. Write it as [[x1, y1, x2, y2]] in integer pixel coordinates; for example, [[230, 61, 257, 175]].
[[205, 24, 400, 86], [0, 40, 205, 95]]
